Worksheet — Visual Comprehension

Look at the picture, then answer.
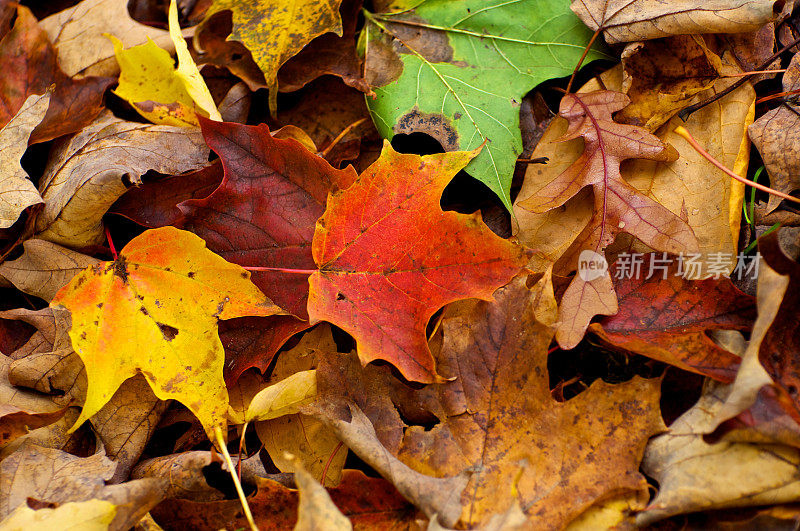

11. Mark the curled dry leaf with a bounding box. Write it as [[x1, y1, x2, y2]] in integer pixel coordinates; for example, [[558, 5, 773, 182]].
[[749, 53, 800, 214], [0, 92, 49, 229], [0, 240, 100, 302], [132, 451, 227, 502], [638, 380, 800, 526], [309, 144, 528, 383], [51, 227, 282, 438], [0, 5, 113, 144], [40, 0, 178, 77], [571, 0, 779, 44], [0, 443, 167, 530], [518, 90, 698, 348], [35, 111, 209, 249], [291, 455, 352, 531], [591, 254, 755, 382]]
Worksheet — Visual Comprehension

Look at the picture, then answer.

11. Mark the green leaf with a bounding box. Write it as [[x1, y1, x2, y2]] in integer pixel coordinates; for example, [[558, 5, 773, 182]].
[[364, 0, 608, 210]]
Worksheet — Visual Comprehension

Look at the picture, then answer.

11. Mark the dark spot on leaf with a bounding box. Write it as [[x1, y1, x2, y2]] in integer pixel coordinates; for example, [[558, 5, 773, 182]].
[[157, 323, 179, 341], [188, 272, 195, 278], [80, 332, 86, 340], [453, 112, 462, 120], [388, 16, 454, 63], [113, 256, 128, 283], [96, 303, 103, 309], [241, 271, 248, 278], [395, 107, 459, 151], [365, 38, 404, 87], [336, 292, 346, 301], [140, 307, 149, 316]]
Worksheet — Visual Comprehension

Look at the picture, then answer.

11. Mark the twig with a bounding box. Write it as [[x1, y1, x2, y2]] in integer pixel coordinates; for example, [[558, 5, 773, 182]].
[[674, 126, 800, 205], [320, 118, 368, 158], [565, 28, 602, 95], [214, 426, 259, 531]]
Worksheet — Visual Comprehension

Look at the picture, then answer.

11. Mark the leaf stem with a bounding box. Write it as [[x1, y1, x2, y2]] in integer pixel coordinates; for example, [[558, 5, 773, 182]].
[[214, 426, 259, 531], [105, 226, 118, 260], [242, 266, 316, 274], [674, 126, 800, 205], [565, 28, 602, 95], [320, 118, 368, 158]]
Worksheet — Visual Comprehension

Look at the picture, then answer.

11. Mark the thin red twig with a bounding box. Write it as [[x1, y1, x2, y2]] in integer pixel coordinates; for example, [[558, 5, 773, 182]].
[[105, 226, 118, 260]]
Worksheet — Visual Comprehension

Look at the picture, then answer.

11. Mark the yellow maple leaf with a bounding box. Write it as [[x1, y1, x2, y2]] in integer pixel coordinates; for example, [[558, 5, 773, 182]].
[[51, 226, 282, 438]]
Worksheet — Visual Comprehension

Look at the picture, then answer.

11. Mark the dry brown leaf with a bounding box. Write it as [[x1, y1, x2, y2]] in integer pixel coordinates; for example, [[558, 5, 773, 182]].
[[638, 380, 800, 526], [749, 53, 800, 214], [132, 451, 226, 502], [0, 443, 167, 530], [40, 0, 179, 78], [616, 35, 723, 131], [0, 92, 48, 229], [0, 239, 100, 301], [571, 0, 779, 44], [313, 276, 664, 529], [291, 454, 352, 531], [35, 111, 209, 248], [518, 90, 698, 348]]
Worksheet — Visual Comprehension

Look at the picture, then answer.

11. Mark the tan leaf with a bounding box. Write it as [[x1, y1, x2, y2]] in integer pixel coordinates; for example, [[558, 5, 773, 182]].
[[35, 111, 209, 248], [749, 53, 800, 213], [291, 454, 352, 531], [132, 451, 226, 502], [246, 370, 317, 422], [0, 92, 49, 228], [638, 380, 800, 526], [0, 240, 100, 302], [0, 443, 167, 530], [40, 0, 180, 77], [571, 0, 778, 44]]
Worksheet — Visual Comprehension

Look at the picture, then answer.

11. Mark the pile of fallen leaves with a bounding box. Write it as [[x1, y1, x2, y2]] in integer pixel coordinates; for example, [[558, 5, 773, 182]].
[[2, 0, 800, 528]]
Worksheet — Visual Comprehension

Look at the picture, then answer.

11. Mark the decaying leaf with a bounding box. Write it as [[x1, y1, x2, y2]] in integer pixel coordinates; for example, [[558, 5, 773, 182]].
[[0, 240, 100, 302], [364, 0, 605, 209], [40, 0, 178, 77], [518, 90, 698, 348], [571, 0, 779, 44], [0, 92, 49, 229], [202, 0, 345, 86], [0, 443, 167, 530], [35, 111, 209, 248], [308, 143, 528, 383], [51, 226, 282, 438], [749, 53, 800, 213]]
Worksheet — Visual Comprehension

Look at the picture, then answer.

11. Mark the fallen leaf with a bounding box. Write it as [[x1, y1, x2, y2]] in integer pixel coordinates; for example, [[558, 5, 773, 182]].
[[254, 325, 346, 487], [51, 226, 283, 438], [292, 455, 352, 531], [615, 35, 723, 131], [0, 499, 117, 531], [0, 240, 100, 301], [518, 90, 698, 348], [308, 143, 528, 383], [149, 469, 417, 530], [0, 5, 113, 144], [132, 451, 227, 502], [35, 111, 209, 248], [749, 53, 800, 213], [109, 162, 223, 229], [40, 0, 178, 77], [364, 0, 605, 209], [590, 254, 755, 382], [202, 0, 345, 86], [277, 0, 370, 94], [0, 355, 68, 450], [246, 370, 317, 422], [0, 442, 167, 530], [638, 379, 800, 526], [0, 92, 49, 229], [325, 276, 663, 528], [571, 0, 779, 44], [179, 117, 357, 319]]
